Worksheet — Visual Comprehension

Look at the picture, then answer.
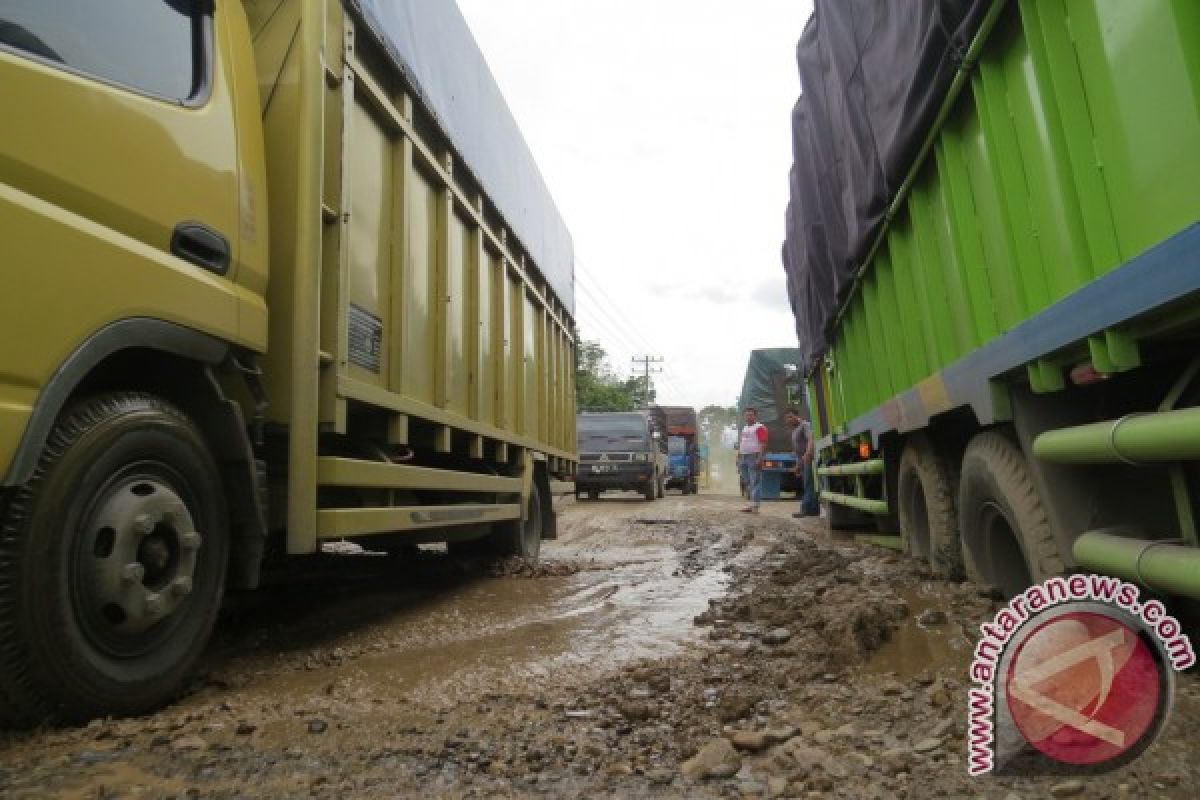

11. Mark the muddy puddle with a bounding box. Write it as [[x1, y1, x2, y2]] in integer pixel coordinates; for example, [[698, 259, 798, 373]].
[[187, 508, 760, 713], [8, 497, 1200, 800], [860, 584, 974, 680]]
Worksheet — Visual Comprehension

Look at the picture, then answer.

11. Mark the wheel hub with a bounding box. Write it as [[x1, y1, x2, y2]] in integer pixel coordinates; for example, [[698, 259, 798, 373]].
[[85, 479, 202, 635]]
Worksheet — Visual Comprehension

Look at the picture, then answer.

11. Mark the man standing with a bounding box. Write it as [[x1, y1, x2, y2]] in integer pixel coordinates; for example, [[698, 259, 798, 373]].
[[785, 408, 819, 518], [737, 407, 768, 513]]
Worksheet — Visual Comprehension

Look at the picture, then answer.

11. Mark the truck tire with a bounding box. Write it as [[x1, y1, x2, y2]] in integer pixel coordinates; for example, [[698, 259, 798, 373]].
[[958, 432, 1064, 599], [642, 477, 656, 502], [898, 434, 962, 579], [0, 393, 228, 725], [588, 489, 600, 501], [491, 482, 543, 560]]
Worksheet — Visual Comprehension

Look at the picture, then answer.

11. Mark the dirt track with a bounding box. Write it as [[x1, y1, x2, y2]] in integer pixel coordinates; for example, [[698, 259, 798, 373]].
[[2, 493, 1198, 798]]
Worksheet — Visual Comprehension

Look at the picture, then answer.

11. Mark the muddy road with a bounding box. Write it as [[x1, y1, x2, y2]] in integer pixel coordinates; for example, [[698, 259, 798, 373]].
[[2, 494, 1199, 798]]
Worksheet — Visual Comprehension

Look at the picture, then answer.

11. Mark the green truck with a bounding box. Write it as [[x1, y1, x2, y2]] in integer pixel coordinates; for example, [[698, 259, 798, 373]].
[[784, 1, 1200, 599], [0, 0, 576, 723], [736, 349, 804, 500]]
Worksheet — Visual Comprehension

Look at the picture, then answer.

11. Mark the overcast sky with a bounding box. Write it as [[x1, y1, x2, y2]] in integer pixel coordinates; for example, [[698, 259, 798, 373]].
[[458, 0, 814, 409]]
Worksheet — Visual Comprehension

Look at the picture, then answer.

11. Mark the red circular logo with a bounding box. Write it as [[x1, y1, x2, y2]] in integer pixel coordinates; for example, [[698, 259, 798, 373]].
[[1005, 611, 1162, 766]]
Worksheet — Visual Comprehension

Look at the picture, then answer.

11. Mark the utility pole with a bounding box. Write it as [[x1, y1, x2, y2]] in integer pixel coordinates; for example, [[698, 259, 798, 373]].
[[631, 355, 663, 407]]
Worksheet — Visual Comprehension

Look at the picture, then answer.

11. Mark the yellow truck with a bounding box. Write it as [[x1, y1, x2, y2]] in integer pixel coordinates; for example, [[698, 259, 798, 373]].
[[0, 0, 577, 724]]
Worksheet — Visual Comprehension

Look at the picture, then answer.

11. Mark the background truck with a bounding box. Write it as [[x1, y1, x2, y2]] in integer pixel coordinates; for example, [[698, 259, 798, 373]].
[[657, 405, 699, 495], [575, 411, 667, 501], [783, 0, 1200, 599], [0, 0, 577, 724], [736, 349, 803, 500]]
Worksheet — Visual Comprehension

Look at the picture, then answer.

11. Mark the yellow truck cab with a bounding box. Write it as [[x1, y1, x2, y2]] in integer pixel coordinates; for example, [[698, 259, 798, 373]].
[[0, 0, 577, 724]]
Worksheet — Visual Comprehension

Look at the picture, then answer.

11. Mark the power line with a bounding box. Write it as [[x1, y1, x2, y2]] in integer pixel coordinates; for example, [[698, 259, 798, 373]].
[[574, 259, 695, 402], [630, 355, 663, 405], [575, 310, 643, 368], [575, 281, 645, 353], [573, 309, 645, 380], [575, 264, 655, 348], [576, 264, 691, 398], [575, 266, 659, 355]]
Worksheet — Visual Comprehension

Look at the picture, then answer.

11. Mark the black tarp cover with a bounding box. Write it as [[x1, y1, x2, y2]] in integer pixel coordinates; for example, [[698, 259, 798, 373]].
[[347, 0, 574, 313], [783, 0, 991, 369]]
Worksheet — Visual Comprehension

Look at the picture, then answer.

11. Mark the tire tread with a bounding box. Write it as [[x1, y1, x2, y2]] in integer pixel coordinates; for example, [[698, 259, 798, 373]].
[[959, 431, 1062, 591], [898, 434, 962, 579]]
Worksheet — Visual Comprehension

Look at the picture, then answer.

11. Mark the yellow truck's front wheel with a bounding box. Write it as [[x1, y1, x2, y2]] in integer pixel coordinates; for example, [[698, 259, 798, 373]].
[[0, 393, 228, 726]]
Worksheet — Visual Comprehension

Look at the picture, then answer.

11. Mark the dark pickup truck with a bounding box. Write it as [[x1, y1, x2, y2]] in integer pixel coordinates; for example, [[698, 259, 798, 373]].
[[575, 411, 667, 501]]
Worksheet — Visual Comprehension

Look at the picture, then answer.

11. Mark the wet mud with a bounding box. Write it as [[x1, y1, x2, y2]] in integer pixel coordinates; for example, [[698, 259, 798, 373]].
[[1, 493, 1198, 798]]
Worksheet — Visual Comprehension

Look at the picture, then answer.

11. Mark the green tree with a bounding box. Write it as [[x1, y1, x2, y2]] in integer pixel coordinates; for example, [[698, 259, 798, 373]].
[[576, 340, 640, 411], [627, 374, 657, 408]]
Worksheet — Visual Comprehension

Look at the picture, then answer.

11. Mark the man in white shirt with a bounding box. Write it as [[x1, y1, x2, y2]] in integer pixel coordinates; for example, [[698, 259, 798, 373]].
[[736, 407, 768, 513]]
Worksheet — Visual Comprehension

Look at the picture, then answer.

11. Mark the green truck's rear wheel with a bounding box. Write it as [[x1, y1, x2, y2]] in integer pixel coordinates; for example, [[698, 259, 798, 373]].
[[0, 393, 228, 725], [958, 432, 1064, 598], [898, 435, 962, 579]]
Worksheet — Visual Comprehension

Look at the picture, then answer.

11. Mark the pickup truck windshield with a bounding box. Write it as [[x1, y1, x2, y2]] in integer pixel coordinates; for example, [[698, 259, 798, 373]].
[[578, 418, 648, 452]]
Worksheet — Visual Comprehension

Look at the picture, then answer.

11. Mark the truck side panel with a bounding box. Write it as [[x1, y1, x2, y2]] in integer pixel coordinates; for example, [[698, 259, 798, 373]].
[[819, 0, 1200, 439], [252, 1, 575, 460], [247, 2, 576, 552]]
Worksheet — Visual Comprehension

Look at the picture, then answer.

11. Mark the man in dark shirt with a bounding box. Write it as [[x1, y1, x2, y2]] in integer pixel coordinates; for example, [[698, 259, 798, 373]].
[[784, 408, 819, 518]]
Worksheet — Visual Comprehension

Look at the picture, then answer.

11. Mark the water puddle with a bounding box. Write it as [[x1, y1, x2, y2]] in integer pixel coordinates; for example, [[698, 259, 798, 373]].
[[861, 585, 973, 680], [335, 548, 732, 700], [193, 523, 759, 712]]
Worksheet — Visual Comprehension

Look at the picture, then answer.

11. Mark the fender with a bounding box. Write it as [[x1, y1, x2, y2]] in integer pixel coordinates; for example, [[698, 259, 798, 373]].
[[2, 318, 229, 487], [2, 318, 268, 589]]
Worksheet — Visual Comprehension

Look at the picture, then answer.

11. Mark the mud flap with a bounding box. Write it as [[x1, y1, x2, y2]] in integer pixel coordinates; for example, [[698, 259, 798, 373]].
[[193, 369, 268, 590]]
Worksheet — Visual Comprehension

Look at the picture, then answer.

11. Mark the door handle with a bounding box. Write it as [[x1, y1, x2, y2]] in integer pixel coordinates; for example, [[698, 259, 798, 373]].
[[171, 221, 231, 275]]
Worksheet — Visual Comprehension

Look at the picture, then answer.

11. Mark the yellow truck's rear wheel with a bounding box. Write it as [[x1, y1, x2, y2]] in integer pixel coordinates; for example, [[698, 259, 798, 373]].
[[0, 393, 227, 725], [491, 482, 543, 560]]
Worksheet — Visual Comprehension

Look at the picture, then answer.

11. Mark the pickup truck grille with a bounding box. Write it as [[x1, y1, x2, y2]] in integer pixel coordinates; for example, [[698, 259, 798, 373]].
[[579, 452, 633, 462]]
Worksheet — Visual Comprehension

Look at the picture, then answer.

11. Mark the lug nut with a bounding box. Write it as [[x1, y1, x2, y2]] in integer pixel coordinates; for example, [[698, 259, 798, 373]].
[[121, 563, 146, 584], [145, 593, 164, 617], [133, 514, 156, 535], [163, 504, 188, 527], [180, 532, 203, 551], [172, 577, 193, 597]]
